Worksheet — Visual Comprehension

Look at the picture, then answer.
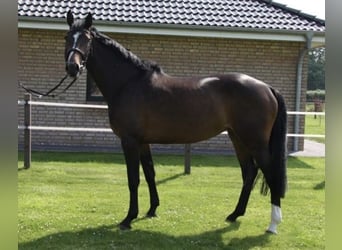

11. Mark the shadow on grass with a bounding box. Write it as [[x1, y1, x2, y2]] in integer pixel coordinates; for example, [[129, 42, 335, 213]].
[[18, 151, 240, 168], [19, 221, 272, 250], [18, 151, 126, 164], [17, 167, 30, 172], [314, 180, 325, 190], [287, 156, 316, 169], [18, 152, 320, 171], [156, 172, 185, 186]]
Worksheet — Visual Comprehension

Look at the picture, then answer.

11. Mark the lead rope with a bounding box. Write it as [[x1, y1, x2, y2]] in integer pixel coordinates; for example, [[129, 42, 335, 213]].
[[19, 74, 78, 98]]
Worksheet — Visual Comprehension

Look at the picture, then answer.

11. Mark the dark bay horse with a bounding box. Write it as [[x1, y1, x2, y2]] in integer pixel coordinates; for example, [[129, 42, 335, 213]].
[[64, 11, 287, 234]]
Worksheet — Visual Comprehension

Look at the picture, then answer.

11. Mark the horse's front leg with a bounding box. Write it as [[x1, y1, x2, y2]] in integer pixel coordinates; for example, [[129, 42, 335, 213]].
[[119, 137, 141, 230], [140, 144, 159, 217]]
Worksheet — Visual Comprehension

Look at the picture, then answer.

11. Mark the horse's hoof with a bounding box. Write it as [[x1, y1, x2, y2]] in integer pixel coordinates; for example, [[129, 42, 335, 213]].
[[266, 221, 279, 234], [226, 215, 237, 222], [266, 229, 278, 235], [118, 222, 131, 231], [146, 207, 158, 218], [146, 212, 157, 218]]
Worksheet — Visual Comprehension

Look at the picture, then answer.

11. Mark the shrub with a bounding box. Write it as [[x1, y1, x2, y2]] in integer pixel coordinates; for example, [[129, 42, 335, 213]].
[[306, 89, 325, 102]]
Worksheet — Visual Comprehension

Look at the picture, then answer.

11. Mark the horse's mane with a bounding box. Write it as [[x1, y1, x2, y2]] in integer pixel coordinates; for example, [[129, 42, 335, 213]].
[[89, 27, 162, 73]]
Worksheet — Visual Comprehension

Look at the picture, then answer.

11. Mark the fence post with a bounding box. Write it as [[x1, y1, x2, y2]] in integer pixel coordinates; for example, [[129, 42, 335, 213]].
[[184, 144, 191, 174], [24, 94, 31, 169]]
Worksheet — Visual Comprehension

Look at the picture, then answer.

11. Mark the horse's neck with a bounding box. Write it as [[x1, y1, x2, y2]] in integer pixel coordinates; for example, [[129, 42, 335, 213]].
[[86, 38, 143, 102]]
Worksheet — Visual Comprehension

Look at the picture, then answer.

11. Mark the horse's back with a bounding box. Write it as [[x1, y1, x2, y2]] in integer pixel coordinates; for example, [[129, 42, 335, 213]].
[[148, 72, 277, 123]]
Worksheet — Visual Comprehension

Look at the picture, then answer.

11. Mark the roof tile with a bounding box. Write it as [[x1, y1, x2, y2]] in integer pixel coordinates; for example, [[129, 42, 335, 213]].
[[18, 0, 325, 32]]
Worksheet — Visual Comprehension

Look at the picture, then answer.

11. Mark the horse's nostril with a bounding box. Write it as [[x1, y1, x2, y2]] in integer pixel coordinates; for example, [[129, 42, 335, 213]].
[[66, 62, 79, 71], [66, 62, 79, 77]]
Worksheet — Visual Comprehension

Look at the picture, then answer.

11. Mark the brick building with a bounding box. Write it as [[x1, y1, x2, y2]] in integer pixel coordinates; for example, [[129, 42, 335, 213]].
[[18, 0, 325, 154]]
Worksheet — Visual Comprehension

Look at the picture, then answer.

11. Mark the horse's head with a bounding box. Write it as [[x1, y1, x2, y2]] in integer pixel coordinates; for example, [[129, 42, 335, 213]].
[[64, 10, 93, 78]]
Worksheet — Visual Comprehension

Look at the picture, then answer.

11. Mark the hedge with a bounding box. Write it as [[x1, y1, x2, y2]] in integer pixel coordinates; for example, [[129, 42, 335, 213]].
[[306, 89, 325, 102]]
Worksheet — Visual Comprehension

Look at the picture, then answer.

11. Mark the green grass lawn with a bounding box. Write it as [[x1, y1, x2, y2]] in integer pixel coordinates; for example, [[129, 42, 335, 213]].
[[305, 103, 325, 143], [18, 152, 325, 250]]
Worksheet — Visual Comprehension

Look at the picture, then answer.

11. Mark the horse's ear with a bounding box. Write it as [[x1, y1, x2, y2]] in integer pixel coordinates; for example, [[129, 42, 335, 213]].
[[67, 10, 74, 27], [84, 13, 93, 29]]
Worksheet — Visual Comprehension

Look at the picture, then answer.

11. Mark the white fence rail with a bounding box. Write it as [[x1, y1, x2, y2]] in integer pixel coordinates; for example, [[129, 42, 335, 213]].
[[18, 94, 325, 170], [17, 100, 325, 136], [17, 125, 113, 133]]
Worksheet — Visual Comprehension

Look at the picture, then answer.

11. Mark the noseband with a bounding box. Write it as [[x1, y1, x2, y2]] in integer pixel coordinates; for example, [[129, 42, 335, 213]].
[[67, 47, 87, 62], [66, 34, 92, 71]]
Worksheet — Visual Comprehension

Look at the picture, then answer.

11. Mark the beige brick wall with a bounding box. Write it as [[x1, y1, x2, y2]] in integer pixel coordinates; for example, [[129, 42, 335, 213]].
[[18, 28, 307, 154]]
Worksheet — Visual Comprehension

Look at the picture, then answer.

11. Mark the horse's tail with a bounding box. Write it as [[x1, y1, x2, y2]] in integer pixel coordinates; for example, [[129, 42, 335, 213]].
[[264, 87, 288, 198]]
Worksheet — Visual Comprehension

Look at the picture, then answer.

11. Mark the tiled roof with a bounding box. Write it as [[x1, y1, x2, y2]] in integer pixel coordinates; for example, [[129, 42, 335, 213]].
[[18, 0, 325, 32]]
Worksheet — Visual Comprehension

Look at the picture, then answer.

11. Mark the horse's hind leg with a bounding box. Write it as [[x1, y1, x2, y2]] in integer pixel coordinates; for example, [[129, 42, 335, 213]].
[[140, 144, 160, 217], [254, 149, 282, 234], [226, 130, 258, 222]]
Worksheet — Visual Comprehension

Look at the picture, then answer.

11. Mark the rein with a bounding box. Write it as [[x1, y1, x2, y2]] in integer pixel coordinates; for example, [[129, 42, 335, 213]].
[[19, 74, 78, 98], [19, 46, 89, 98]]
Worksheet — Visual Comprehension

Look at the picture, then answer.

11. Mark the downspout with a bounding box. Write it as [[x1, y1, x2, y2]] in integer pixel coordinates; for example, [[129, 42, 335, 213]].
[[293, 31, 313, 151]]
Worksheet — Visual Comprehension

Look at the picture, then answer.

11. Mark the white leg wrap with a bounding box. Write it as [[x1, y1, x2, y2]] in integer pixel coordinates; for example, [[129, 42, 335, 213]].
[[266, 205, 282, 234]]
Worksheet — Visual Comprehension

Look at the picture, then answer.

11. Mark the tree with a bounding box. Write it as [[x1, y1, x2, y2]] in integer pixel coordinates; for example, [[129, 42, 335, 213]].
[[308, 47, 325, 90]]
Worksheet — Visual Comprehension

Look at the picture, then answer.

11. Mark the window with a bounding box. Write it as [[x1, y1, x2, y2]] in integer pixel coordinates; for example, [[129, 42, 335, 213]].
[[86, 71, 104, 102]]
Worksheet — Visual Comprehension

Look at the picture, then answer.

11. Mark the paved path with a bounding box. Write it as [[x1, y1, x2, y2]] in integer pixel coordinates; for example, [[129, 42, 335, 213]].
[[289, 139, 325, 157]]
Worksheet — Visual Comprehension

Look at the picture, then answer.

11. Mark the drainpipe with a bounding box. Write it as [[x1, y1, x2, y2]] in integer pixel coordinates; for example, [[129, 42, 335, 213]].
[[293, 31, 313, 151]]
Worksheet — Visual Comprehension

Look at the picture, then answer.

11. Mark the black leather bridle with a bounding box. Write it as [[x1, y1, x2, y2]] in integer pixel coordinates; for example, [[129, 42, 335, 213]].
[[19, 31, 92, 98]]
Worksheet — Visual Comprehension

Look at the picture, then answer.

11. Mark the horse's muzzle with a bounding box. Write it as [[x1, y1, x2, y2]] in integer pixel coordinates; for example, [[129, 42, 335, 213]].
[[65, 62, 80, 78]]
